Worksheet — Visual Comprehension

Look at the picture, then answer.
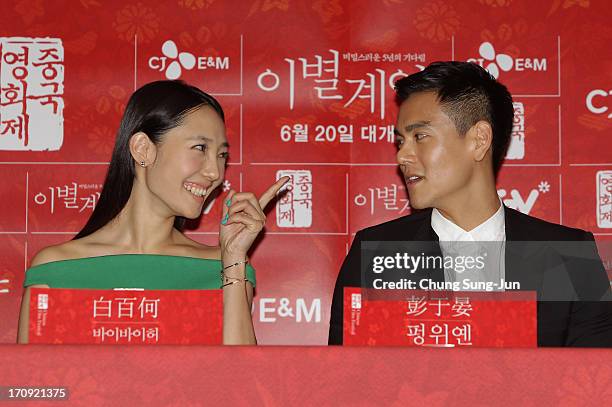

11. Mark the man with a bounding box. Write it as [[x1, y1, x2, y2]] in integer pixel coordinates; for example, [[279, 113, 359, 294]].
[[329, 61, 612, 347]]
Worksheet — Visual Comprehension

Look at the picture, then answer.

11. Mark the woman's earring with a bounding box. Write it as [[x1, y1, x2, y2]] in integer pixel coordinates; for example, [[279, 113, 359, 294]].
[[140, 161, 145, 167]]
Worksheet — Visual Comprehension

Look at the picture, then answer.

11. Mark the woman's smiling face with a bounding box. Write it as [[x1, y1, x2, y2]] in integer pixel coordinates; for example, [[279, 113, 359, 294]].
[[144, 105, 228, 219]]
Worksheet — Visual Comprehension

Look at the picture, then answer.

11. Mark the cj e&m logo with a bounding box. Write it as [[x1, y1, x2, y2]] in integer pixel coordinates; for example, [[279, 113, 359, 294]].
[[586, 89, 612, 119], [148, 40, 230, 80], [257, 298, 321, 323], [468, 42, 547, 79]]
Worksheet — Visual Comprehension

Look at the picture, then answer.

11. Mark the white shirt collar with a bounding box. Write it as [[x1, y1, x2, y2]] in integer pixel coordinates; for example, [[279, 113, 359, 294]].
[[431, 200, 505, 242]]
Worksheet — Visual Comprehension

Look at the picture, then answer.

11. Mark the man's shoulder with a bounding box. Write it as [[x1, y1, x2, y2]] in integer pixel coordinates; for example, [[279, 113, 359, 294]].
[[352, 206, 594, 242], [505, 206, 591, 241], [356, 209, 432, 241]]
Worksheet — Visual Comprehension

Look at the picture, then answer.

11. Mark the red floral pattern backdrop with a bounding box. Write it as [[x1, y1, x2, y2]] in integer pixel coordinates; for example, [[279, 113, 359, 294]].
[[0, 0, 610, 344]]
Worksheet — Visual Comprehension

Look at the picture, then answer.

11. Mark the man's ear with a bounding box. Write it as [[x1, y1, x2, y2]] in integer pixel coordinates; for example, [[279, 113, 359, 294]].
[[468, 121, 493, 162], [129, 132, 157, 167]]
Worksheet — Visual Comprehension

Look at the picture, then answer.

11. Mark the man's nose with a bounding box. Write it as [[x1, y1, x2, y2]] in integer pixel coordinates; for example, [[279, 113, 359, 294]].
[[396, 140, 417, 166]]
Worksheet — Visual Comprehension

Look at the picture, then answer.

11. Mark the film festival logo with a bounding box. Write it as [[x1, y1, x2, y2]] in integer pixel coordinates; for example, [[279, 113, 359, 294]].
[[468, 42, 547, 79], [0, 37, 64, 151], [597, 171, 612, 229], [507, 101, 525, 160], [148, 40, 230, 80], [497, 180, 550, 215], [276, 170, 313, 228]]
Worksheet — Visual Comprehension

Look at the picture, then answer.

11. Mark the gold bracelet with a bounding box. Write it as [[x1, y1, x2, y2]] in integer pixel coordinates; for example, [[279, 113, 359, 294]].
[[223, 259, 249, 270], [221, 279, 247, 288], [220, 270, 249, 288], [222, 273, 248, 282], [220, 259, 249, 288]]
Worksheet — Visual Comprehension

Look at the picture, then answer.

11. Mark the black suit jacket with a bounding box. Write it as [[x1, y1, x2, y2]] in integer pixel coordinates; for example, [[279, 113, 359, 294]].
[[329, 206, 612, 347]]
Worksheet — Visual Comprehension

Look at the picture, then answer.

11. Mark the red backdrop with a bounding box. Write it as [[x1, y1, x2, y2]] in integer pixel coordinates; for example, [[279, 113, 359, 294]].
[[0, 0, 611, 345]]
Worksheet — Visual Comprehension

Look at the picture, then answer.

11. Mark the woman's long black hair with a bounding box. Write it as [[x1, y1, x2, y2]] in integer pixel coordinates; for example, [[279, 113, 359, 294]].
[[74, 80, 224, 240]]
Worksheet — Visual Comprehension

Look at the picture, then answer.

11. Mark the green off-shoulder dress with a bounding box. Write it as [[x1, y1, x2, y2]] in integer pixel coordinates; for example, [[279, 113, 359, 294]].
[[23, 254, 256, 289]]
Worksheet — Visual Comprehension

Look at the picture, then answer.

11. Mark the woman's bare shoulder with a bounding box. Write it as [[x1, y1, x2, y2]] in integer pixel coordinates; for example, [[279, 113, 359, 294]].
[[30, 242, 79, 267], [29, 236, 104, 267]]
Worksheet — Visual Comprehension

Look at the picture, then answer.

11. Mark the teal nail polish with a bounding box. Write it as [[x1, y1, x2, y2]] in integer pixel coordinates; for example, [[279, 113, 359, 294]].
[[221, 213, 229, 225], [225, 198, 232, 207]]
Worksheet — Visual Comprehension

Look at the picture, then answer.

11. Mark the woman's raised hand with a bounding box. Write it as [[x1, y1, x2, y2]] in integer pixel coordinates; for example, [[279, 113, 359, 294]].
[[219, 177, 289, 261]]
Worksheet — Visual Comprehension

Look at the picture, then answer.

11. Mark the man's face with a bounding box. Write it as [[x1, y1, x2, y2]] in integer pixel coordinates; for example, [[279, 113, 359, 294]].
[[395, 91, 475, 210]]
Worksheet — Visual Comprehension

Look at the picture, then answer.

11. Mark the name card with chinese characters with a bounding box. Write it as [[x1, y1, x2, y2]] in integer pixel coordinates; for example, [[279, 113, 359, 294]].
[[28, 288, 222, 345], [343, 288, 537, 347]]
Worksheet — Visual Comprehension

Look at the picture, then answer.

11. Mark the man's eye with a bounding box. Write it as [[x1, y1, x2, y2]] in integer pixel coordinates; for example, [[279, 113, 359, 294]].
[[415, 133, 427, 141], [395, 138, 404, 147]]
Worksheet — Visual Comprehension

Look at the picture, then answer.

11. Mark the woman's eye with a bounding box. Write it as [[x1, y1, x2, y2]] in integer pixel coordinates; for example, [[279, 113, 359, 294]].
[[194, 144, 207, 152], [219, 152, 229, 160]]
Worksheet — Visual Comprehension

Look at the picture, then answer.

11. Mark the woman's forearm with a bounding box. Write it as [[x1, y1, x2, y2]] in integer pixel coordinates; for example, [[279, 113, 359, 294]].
[[221, 262, 256, 345]]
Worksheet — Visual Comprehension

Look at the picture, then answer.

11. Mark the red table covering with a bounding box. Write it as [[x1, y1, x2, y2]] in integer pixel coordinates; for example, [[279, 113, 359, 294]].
[[1, 346, 611, 406]]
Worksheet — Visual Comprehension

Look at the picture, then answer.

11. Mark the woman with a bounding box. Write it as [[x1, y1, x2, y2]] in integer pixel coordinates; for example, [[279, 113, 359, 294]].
[[17, 80, 286, 345]]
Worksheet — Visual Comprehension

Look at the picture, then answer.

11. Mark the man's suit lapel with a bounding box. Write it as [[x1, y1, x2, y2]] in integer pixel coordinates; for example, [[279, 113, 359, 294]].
[[504, 206, 542, 291]]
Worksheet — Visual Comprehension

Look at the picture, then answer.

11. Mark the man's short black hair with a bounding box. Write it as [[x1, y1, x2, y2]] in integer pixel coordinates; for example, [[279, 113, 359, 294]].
[[394, 61, 514, 176]]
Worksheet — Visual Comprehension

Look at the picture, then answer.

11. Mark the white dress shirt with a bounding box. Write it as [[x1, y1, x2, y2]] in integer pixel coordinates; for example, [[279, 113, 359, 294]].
[[431, 201, 506, 291]]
